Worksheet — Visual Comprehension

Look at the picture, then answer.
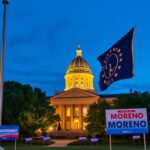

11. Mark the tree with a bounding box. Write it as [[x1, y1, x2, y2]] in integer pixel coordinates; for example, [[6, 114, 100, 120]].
[[85, 91, 150, 136], [113, 91, 150, 129], [85, 100, 111, 136], [3, 81, 24, 124], [113, 91, 150, 109], [2, 81, 59, 136]]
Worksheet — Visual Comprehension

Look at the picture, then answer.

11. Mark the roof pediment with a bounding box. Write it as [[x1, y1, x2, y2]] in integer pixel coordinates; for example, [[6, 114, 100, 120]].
[[51, 88, 99, 99]]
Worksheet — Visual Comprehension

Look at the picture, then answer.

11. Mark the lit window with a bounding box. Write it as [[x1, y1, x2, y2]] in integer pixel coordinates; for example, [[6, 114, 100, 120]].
[[66, 107, 71, 117], [83, 107, 87, 116], [75, 82, 78, 87], [83, 122, 87, 130], [66, 121, 71, 130], [74, 119, 79, 130], [74, 107, 79, 116], [81, 81, 84, 86]]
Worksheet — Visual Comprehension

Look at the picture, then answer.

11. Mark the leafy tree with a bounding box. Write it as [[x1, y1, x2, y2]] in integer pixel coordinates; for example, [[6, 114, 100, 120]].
[[113, 91, 150, 109], [113, 91, 150, 129], [85, 91, 150, 136], [2, 81, 59, 136], [85, 100, 111, 136], [3, 81, 24, 124]]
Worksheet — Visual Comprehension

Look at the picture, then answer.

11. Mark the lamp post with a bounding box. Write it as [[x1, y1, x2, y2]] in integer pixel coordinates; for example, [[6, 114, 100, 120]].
[[49, 126, 53, 135], [0, 0, 9, 125]]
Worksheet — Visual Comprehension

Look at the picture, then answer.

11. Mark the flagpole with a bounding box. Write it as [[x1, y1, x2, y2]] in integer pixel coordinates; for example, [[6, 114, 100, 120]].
[[0, 0, 9, 125], [132, 28, 135, 76]]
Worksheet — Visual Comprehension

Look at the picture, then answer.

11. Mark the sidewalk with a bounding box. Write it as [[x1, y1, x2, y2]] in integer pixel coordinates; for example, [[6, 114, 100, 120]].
[[48, 139, 74, 147]]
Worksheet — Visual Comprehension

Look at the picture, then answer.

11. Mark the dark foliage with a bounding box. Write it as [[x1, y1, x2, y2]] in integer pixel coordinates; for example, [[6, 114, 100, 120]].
[[2, 81, 59, 136]]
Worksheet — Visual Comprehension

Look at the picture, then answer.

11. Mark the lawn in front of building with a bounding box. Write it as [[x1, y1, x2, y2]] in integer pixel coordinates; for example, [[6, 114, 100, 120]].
[[2, 146, 150, 150]]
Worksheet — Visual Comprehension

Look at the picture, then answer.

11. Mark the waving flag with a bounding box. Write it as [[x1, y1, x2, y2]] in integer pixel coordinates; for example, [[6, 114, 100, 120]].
[[98, 28, 135, 91]]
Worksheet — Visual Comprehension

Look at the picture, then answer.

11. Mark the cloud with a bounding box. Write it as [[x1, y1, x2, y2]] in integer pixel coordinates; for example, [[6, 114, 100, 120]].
[[94, 79, 150, 95], [6, 67, 64, 77], [8, 28, 41, 48], [5, 75, 65, 96], [4, 69, 65, 96], [44, 20, 72, 45], [116, 83, 150, 91]]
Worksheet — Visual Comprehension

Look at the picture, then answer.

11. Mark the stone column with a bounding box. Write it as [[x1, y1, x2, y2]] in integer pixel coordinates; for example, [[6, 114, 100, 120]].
[[70, 105, 74, 130], [62, 105, 65, 131], [79, 105, 82, 131]]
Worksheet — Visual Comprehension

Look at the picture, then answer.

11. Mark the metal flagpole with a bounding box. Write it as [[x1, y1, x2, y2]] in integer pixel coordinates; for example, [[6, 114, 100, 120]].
[[0, 0, 9, 125]]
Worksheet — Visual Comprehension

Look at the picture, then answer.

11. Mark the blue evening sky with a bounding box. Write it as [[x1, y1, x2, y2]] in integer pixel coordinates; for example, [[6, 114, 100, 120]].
[[0, 0, 150, 96]]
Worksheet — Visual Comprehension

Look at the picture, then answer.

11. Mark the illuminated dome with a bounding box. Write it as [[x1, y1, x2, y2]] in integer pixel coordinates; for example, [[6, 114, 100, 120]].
[[67, 46, 92, 74], [64, 45, 94, 91]]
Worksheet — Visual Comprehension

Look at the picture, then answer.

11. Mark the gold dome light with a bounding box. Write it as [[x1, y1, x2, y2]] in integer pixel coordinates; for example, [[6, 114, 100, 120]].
[[66, 45, 92, 74], [64, 45, 94, 91]]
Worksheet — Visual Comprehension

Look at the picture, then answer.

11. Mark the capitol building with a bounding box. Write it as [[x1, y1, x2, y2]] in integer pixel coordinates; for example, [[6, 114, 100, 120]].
[[51, 45, 115, 131]]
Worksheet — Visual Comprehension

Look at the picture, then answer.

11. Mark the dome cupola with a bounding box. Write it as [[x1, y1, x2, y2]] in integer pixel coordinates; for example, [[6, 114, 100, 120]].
[[64, 45, 94, 91], [66, 45, 92, 74]]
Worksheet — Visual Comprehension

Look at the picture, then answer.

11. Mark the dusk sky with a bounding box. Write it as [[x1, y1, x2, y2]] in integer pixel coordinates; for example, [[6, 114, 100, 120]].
[[0, 0, 150, 96]]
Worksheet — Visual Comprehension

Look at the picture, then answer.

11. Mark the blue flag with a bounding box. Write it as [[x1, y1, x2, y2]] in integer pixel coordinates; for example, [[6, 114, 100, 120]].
[[98, 28, 135, 91]]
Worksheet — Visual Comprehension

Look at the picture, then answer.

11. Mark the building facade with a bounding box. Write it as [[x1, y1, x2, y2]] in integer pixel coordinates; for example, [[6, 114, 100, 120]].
[[51, 46, 105, 131]]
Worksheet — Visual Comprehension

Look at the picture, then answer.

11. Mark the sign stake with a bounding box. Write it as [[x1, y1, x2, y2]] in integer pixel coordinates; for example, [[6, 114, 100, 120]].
[[109, 134, 112, 150], [143, 134, 146, 150], [15, 140, 16, 150]]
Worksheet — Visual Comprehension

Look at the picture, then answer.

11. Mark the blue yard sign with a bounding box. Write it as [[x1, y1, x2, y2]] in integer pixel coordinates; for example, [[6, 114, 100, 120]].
[[0, 125, 19, 141], [42, 136, 51, 141], [106, 108, 148, 135]]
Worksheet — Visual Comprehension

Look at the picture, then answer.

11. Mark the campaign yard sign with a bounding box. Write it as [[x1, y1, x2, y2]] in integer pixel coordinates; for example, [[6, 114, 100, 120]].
[[91, 137, 98, 144], [25, 137, 32, 143], [79, 137, 87, 142], [106, 108, 148, 135], [42, 136, 51, 141], [0, 125, 19, 140]]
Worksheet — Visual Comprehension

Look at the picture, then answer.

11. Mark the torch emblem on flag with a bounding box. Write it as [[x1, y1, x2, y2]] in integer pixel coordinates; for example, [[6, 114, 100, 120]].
[[101, 47, 123, 86]]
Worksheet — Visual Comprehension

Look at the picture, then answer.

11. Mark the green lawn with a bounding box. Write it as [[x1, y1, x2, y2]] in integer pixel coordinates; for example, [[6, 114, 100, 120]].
[[2, 146, 150, 150]]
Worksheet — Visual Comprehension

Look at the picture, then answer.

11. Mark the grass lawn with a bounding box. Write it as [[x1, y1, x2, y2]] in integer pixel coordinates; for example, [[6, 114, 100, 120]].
[[2, 146, 150, 150]]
